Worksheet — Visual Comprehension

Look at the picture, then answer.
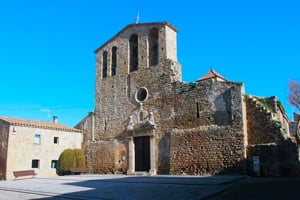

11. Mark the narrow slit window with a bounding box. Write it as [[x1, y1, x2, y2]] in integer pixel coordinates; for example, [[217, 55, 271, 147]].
[[112, 46, 117, 76], [129, 34, 138, 72], [196, 102, 200, 118], [102, 51, 108, 78], [148, 28, 159, 66]]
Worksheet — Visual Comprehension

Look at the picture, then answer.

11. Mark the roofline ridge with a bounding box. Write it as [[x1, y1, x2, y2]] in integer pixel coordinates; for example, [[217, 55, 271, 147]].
[[94, 21, 178, 53], [0, 116, 81, 133], [196, 68, 228, 82]]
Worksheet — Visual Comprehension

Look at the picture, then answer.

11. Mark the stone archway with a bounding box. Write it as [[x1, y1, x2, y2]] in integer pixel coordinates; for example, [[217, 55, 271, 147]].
[[127, 132, 156, 175], [126, 110, 157, 175]]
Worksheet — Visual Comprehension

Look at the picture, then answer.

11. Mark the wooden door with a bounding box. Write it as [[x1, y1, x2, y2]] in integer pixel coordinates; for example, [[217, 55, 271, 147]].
[[134, 136, 150, 171]]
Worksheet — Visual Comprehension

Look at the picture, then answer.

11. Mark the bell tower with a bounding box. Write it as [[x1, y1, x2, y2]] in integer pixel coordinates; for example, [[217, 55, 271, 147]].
[[94, 22, 181, 81], [92, 22, 182, 175]]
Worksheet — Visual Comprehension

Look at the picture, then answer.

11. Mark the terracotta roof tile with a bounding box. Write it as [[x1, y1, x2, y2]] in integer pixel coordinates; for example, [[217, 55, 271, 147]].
[[0, 116, 81, 133], [197, 69, 228, 82]]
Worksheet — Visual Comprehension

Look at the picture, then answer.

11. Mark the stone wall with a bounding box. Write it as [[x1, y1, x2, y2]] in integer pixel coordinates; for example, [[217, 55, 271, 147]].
[[246, 96, 286, 145], [0, 121, 9, 180], [77, 22, 300, 176], [169, 126, 247, 175], [247, 144, 280, 176], [156, 80, 247, 175], [95, 23, 179, 78], [172, 80, 244, 128], [76, 116, 127, 174], [81, 74, 247, 175], [289, 122, 297, 137], [247, 139, 300, 177], [290, 113, 300, 137], [246, 95, 300, 176], [75, 112, 94, 143], [94, 61, 182, 140], [85, 140, 126, 174], [83, 22, 249, 175], [86, 61, 247, 174]]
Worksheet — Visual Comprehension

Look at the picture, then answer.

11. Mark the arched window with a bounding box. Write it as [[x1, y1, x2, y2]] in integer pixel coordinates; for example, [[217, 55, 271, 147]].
[[129, 34, 138, 72], [111, 46, 117, 76], [102, 51, 108, 78], [148, 28, 159, 66]]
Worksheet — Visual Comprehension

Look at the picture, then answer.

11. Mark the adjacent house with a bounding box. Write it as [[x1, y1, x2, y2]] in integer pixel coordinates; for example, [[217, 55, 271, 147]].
[[0, 116, 82, 180]]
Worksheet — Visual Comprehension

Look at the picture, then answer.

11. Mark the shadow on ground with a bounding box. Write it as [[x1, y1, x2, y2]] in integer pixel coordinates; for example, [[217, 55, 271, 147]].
[[206, 177, 300, 200], [31, 175, 244, 200]]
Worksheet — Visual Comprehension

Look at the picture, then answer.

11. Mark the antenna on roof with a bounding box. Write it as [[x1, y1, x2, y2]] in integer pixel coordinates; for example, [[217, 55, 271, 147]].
[[135, 10, 140, 24], [40, 108, 51, 122]]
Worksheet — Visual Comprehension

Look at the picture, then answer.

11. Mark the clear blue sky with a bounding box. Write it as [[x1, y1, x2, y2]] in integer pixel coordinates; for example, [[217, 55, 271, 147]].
[[0, 0, 299, 127]]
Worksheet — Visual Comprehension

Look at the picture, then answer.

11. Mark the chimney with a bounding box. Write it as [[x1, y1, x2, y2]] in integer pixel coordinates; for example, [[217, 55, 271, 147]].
[[53, 116, 58, 124]]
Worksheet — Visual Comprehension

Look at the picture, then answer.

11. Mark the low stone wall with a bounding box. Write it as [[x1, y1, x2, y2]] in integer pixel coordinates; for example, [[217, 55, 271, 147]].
[[247, 139, 300, 177], [247, 143, 280, 176], [85, 140, 127, 174], [169, 126, 247, 175]]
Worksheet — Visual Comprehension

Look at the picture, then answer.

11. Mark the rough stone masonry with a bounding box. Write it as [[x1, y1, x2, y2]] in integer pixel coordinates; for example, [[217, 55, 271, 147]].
[[76, 22, 298, 176]]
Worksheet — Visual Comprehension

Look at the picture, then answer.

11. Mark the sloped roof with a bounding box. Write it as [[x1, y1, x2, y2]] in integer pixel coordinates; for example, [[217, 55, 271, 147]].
[[196, 69, 228, 82], [0, 116, 81, 133], [94, 22, 178, 53]]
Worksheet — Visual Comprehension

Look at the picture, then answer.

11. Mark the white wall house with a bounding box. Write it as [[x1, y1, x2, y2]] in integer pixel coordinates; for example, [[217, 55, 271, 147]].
[[0, 116, 82, 180]]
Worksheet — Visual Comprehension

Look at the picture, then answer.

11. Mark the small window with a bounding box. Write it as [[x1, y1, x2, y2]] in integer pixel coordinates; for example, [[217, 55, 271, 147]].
[[32, 159, 40, 168], [148, 28, 159, 66], [51, 160, 58, 169], [111, 46, 117, 76], [34, 134, 41, 144], [196, 102, 200, 118], [129, 34, 138, 72], [54, 137, 59, 144], [102, 51, 108, 78]]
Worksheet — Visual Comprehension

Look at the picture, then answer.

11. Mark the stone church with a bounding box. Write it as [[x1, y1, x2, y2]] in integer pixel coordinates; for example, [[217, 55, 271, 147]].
[[76, 22, 299, 176]]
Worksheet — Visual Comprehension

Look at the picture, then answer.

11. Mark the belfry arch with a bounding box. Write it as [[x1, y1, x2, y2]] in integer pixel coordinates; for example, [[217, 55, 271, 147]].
[[129, 34, 138, 72], [102, 51, 108, 78], [111, 46, 117, 76], [148, 28, 159, 66]]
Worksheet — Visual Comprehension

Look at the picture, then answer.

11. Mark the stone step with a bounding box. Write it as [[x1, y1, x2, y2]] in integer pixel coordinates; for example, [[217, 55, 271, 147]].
[[134, 171, 149, 175]]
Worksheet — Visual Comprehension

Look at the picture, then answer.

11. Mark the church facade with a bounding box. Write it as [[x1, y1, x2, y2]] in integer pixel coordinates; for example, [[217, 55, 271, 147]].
[[76, 22, 298, 176]]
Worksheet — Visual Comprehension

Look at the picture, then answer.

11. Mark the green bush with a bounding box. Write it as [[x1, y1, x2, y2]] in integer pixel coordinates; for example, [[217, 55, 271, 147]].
[[74, 149, 85, 167], [58, 149, 76, 175]]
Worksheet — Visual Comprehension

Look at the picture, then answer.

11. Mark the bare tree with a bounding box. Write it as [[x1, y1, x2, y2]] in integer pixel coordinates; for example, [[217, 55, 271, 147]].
[[288, 79, 300, 112]]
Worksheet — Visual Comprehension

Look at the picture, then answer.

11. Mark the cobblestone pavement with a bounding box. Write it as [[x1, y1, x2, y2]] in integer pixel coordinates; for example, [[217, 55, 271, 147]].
[[0, 175, 246, 200]]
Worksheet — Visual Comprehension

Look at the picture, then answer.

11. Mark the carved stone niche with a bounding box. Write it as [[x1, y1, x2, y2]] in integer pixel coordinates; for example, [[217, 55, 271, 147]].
[[126, 112, 157, 175], [126, 108, 156, 133]]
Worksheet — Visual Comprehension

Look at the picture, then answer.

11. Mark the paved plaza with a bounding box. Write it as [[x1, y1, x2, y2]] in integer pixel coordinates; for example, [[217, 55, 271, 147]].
[[0, 175, 245, 200]]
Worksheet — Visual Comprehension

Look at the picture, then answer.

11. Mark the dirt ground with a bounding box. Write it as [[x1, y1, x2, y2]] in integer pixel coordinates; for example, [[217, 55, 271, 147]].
[[206, 177, 300, 200]]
